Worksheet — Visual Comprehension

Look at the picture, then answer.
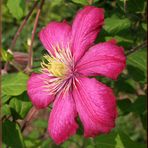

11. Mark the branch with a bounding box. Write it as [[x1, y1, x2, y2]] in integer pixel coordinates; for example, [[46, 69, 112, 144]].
[[126, 41, 147, 56], [21, 106, 38, 132], [25, 0, 45, 74], [3, 1, 39, 72], [8, 1, 39, 52]]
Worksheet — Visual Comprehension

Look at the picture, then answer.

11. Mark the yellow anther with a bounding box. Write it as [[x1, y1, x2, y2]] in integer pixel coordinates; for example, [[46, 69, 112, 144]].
[[41, 54, 67, 77], [50, 61, 66, 77]]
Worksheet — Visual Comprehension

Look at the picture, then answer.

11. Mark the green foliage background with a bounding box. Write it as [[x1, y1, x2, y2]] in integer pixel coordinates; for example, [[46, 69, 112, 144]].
[[2, 0, 147, 148]]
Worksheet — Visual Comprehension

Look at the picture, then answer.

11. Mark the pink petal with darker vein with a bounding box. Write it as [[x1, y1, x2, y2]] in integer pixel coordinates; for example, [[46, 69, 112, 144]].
[[76, 41, 126, 80], [48, 91, 78, 144], [39, 21, 71, 55], [73, 77, 117, 137], [71, 6, 104, 62], [27, 73, 54, 109]]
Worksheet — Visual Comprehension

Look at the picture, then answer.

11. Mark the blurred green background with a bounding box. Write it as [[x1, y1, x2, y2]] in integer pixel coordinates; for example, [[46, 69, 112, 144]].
[[2, 0, 147, 148]]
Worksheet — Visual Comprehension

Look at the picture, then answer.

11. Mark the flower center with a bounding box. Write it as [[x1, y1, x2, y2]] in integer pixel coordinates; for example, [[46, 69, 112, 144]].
[[41, 55, 68, 77], [40, 44, 74, 95], [49, 61, 66, 77]]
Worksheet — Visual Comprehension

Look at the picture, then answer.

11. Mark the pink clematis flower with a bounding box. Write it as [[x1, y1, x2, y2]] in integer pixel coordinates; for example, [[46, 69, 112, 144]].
[[27, 6, 126, 144]]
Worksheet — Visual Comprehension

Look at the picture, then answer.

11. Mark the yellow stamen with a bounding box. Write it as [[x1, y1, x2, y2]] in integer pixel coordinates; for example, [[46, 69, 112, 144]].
[[41, 54, 67, 77], [50, 61, 66, 77]]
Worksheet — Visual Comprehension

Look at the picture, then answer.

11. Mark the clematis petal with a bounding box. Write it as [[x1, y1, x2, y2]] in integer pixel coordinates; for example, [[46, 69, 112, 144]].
[[71, 6, 104, 62], [27, 73, 54, 109], [76, 41, 126, 80], [39, 21, 71, 55], [73, 77, 117, 137], [48, 91, 78, 144]]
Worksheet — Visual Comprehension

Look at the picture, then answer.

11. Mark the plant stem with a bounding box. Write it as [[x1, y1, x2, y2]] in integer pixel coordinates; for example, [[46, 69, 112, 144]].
[[4, 62, 9, 72], [8, 1, 39, 53], [25, 0, 45, 74], [21, 106, 38, 132], [126, 41, 147, 56], [4, 1, 39, 72], [10, 60, 23, 71]]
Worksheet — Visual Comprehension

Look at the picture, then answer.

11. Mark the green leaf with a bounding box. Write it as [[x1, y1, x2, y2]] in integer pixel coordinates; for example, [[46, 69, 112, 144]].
[[94, 131, 122, 148], [94, 0, 100, 3], [127, 65, 146, 83], [140, 111, 147, 130], [115, 76, 136, 94], [117, 0, 146, 13], [118, 131, 146, 148], [105, 36, 133, 44], [2, 143, 7, 148], [2, 94, 11, 104], [2, 72, 29, 96], [39, 139, 52, 148], [28, 130, 40, 139], [142, 23, 147, 31], [117, 96, 146, 116], [130, 95, 146, 114], [2, 120, 25, 148], [76, 118, 84, 135], [117, 99, 132, 115], [9, 93, 32, 119], [2, 104, 11, 116], [25, 138, 52, 148], [105, 35, 133, 47], [72, 0, 89, 5], [94, 130, 146, 148], [127, 48, 146, 76], [104, 16, 131, 35], [7, 0, 25, 20], [33, 119, 48, 128], [24, 139, 35, 148], [1, 48, 13, 62]]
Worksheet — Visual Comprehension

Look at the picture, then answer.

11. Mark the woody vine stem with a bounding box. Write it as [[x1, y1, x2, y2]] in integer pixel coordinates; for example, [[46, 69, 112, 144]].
[[22, 0, 45, 132], [4, 1, 39, 72], [24, 0, 45, 74], [3, 0, 45, 132]]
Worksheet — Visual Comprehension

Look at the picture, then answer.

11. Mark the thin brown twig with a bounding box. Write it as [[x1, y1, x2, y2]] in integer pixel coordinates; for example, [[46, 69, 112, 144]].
[[4, 1, 39, 72], [21, 106, 38, 132], [4, 62, 9, 72], [10, 60, 23, 71], [126, 41, 147, 56], [1, 115, 11, 122], [25, 0, 45, 74], [123, 0, 127, 13], [8, 1, 39, 52]]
